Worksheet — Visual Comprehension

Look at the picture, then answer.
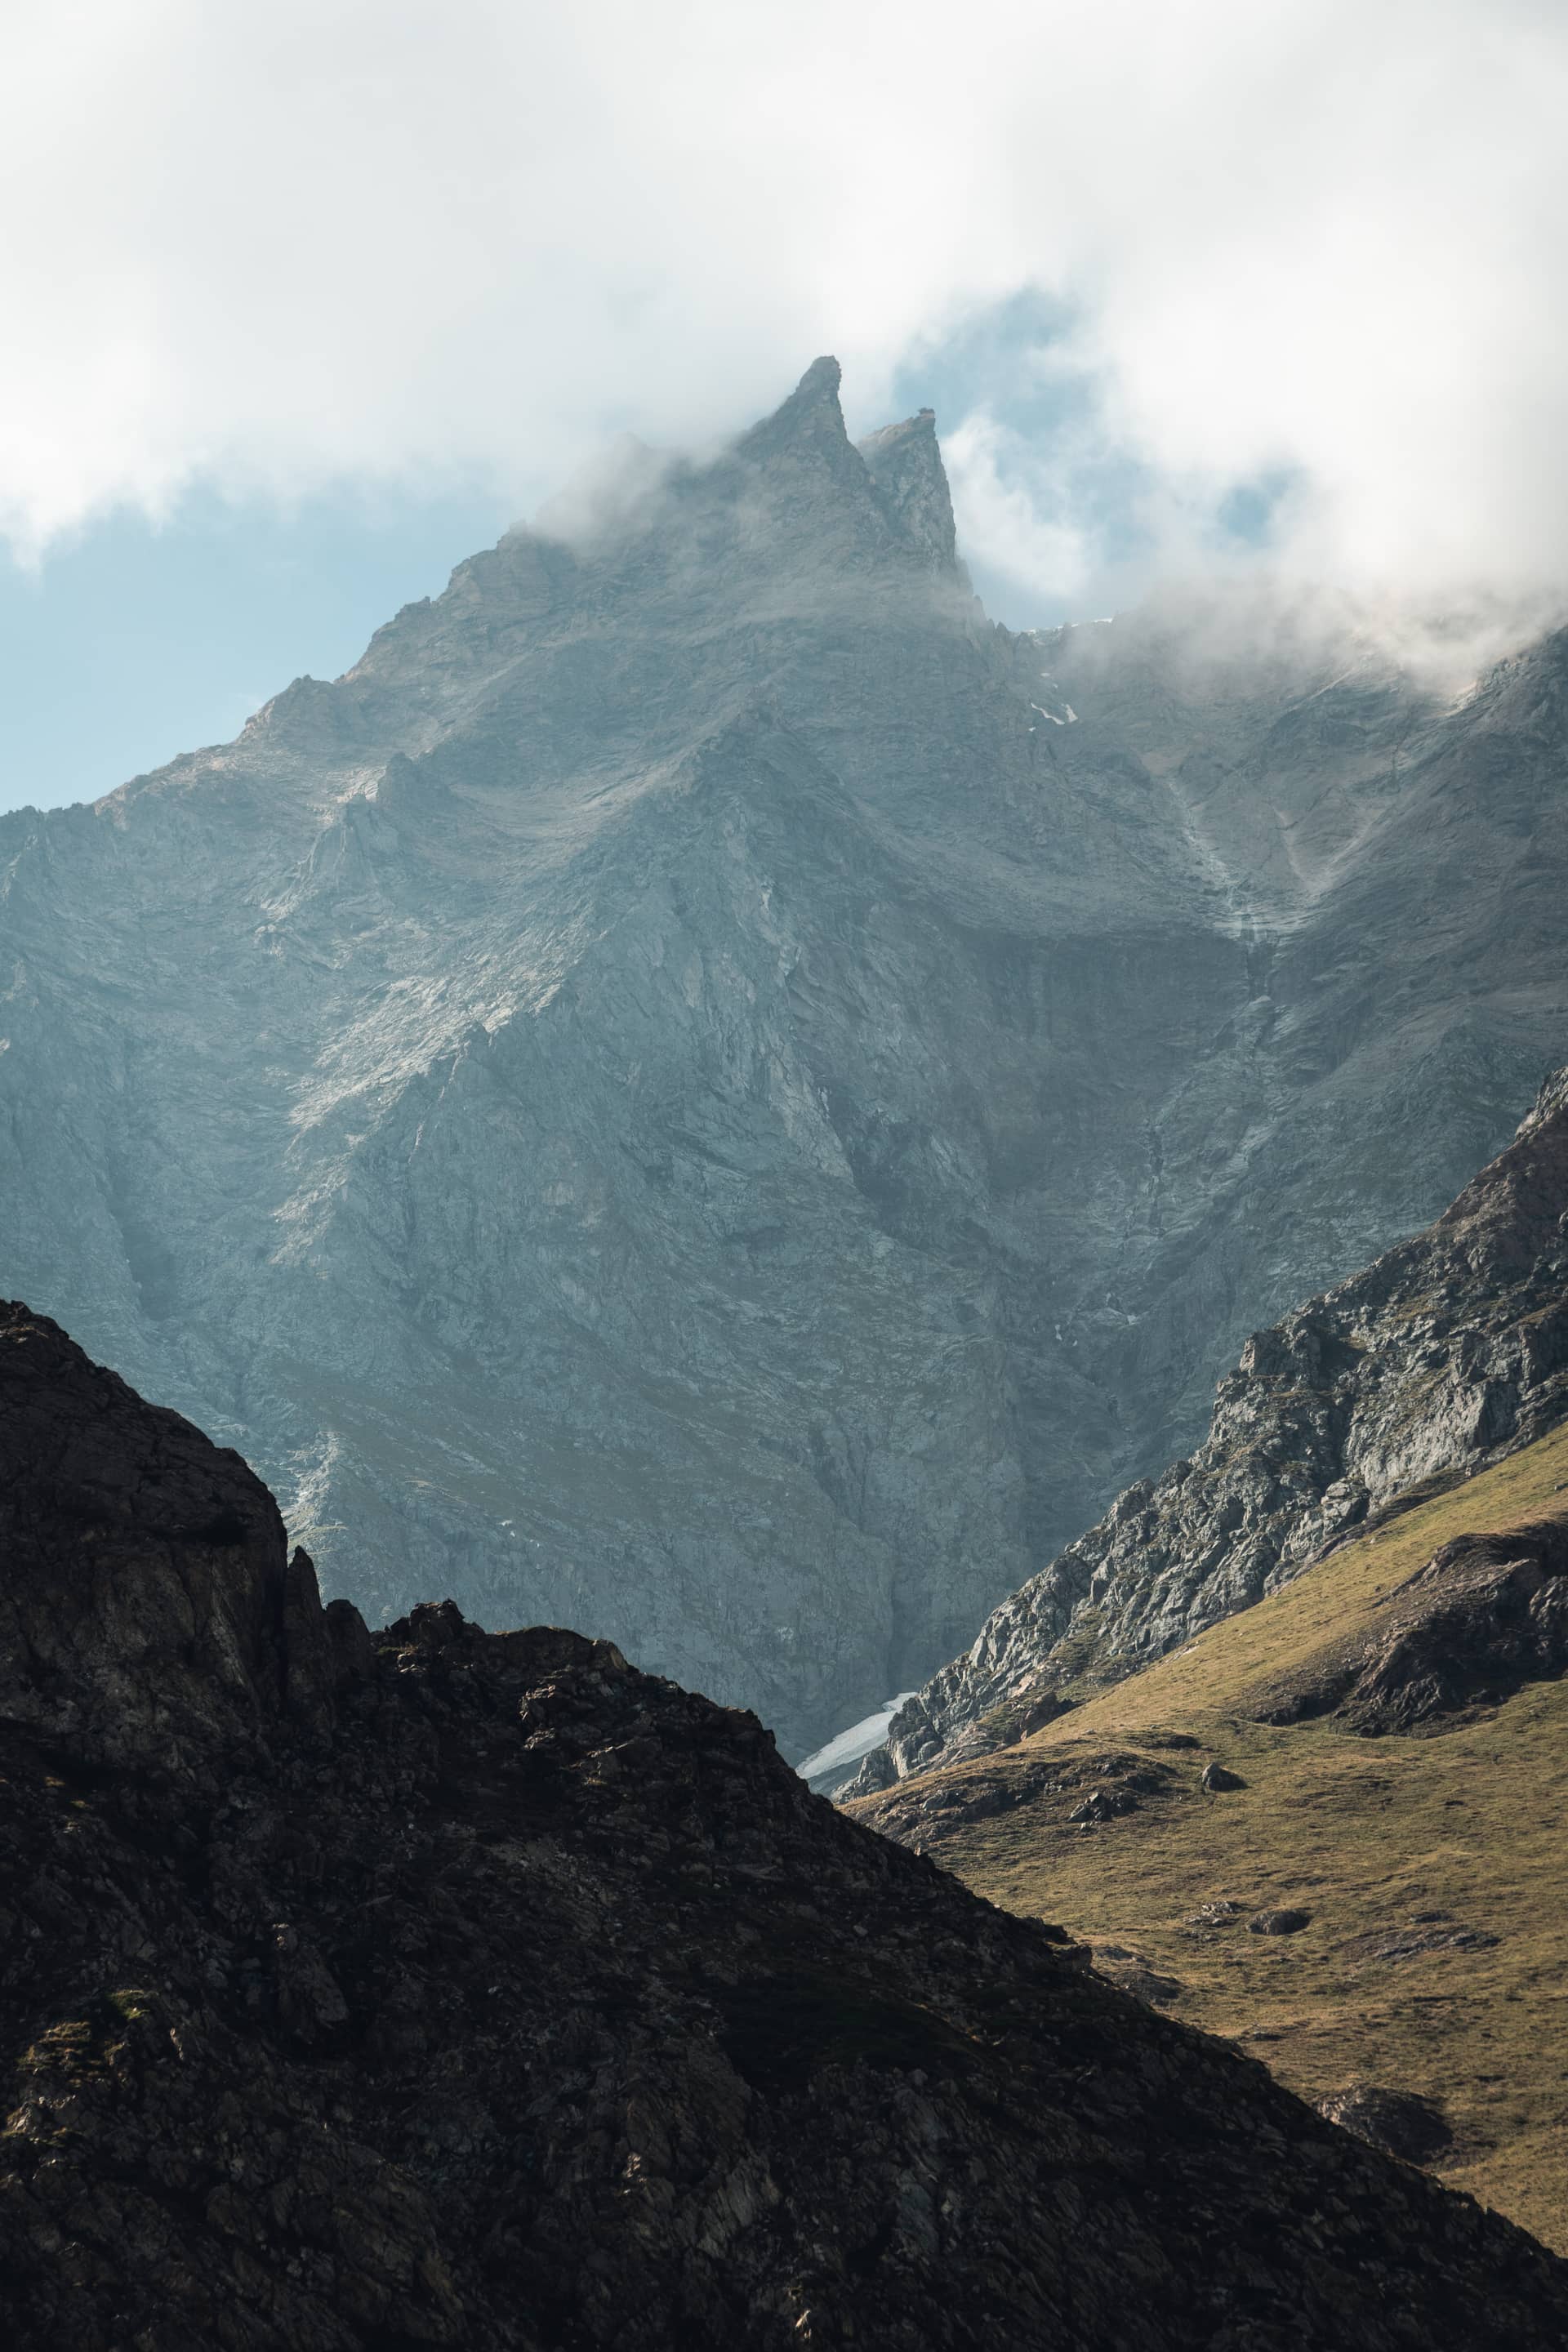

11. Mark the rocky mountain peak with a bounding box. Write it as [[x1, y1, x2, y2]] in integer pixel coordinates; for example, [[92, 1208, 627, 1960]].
[[857, 406, 959, 569], [735, 351, 851, 462], [788, 351, 844, 403], [729, 359, 960, 577], [3, 358, 1568, 1761]]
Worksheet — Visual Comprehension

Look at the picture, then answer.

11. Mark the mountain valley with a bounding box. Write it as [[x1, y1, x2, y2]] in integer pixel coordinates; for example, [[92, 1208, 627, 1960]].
[[4, 361, 1568, 1754], [842, 1079, 1568, 2250]]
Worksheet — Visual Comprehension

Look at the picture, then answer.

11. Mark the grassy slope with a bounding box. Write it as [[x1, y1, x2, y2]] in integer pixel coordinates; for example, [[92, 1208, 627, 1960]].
[[852, 1421, 1568, 2251]]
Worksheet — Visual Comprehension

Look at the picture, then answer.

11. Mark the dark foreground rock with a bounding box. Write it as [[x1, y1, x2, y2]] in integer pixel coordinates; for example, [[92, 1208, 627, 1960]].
[[4, 1304, 1568, 2351]]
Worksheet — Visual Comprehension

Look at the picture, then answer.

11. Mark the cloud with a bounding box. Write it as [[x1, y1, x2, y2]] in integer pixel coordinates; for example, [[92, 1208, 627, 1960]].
[[2, 0, 1566, 610], [939, 408, 1100, 611]]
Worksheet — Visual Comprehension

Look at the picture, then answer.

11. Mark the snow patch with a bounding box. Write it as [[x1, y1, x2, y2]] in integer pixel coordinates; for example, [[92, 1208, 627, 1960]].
[[796, 1693, 918, 1784], [1031, 679, 1078, 725]]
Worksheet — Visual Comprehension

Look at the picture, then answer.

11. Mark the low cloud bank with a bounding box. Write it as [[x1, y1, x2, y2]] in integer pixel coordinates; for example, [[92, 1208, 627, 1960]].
[[4, 1, 1565, 621]]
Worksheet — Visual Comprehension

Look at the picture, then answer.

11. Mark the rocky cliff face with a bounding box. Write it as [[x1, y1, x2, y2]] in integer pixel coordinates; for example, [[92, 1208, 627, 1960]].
[[849, 1067, 1568, 1787], [5, 1303, 1568, 2351], [2, 358, 1567, 1753]]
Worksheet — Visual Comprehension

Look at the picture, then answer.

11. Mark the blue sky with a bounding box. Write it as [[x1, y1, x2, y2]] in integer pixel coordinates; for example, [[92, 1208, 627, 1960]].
[[0, 484, 519, 815], [0, 310, 1107, 818], [2, 2, 1561, 817]]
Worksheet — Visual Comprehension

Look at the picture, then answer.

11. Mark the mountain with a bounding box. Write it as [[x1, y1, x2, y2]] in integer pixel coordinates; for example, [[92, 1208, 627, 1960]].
[[847, 1413, 1568, 2253], [847, 1065, 1568, 1788], [5, 1303, 1568, 2350], [3, 357, 1568, 1754]]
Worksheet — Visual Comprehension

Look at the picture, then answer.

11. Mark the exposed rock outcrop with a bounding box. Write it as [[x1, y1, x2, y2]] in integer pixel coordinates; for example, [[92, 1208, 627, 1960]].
[[853, 1066, 1568, 1785], [1252, 1519, 1568, 1735], [5, 361, 1568, 1755], [1316, 2086, 1454, 2167], [5, 1302, 1568, 2349]]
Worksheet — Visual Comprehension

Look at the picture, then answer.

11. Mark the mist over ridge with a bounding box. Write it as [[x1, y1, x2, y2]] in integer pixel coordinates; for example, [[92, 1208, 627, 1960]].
[[7, 3, 1568, 612], [2, 357, 1566, 1757], [10, 0, 1568, 824]]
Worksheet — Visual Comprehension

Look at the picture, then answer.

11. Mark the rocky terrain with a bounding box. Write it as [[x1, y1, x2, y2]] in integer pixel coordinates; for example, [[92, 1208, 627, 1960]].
[[3, 357, 1568, 1754], [1251, 1517, 1568, 1736], [848, 1062, 1568, 1788], [846, 1412, 1568, 2250], [6, 1302, 1568, 2349]]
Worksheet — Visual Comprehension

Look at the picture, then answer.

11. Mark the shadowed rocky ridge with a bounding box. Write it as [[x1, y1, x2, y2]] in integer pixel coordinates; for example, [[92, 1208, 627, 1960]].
[[4, 359, 1568, 1754], [850, 1065, 1568, 1788], [5, 1305, 1568, 2350]]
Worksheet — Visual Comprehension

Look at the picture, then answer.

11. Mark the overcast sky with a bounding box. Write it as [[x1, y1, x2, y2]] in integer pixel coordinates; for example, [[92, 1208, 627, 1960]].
[[2, 0, 1566, 811]]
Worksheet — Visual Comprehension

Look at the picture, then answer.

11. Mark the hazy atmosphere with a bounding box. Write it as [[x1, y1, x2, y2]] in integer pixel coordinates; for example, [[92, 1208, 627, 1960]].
[[5, 7, 1568, 2342], [5, 0, 1567, 806]]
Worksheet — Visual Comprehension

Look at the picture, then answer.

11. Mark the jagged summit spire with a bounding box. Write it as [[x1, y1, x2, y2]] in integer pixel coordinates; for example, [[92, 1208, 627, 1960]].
[[736, 360, 960, 572], [793, 354, 843, 401], [858, 406, 958, 569], [737, 354, 851, 464]]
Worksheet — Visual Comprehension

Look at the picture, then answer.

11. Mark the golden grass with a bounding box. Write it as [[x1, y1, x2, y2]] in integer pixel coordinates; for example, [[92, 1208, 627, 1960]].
[[862, 1421, 1568, 2250]]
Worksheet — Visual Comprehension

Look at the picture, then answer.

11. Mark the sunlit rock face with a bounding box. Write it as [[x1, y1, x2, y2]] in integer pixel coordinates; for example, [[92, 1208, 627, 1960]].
[[2, 356, 1566, 1754], [848, 1067, 1568, 1789]]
